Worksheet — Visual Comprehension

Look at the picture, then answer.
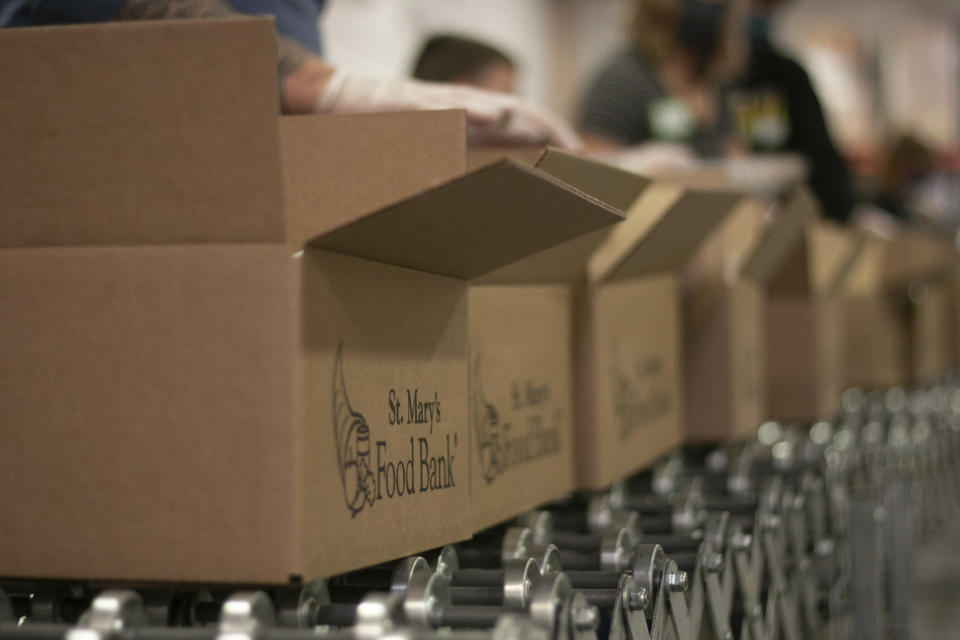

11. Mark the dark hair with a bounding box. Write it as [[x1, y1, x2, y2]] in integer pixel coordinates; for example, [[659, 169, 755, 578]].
[[630, 0, 744, 81], [412, 34, 514, 83]]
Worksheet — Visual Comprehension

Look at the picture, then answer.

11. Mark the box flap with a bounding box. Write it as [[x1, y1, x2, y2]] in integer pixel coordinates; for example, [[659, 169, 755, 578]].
[[466, 147, 546, 171], [587, 185, 744, 283], [535, 149, 651, 212], [469, 229, 612, 285], [469, 151, 648, 285], [740, 187, 818, 289], [309, 160, 624, 279], [822, 231, 868, 298], [0, 19, 285, 248], [282, 111, 467, 250], [882, 230, 956, 289], [808, 223, 859, 295], [686, 197, 767, 287], [842, 232, 886, 295]]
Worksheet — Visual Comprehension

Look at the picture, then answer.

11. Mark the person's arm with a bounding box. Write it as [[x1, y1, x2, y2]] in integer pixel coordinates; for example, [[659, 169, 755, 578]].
[[114, 0, 579, 146]]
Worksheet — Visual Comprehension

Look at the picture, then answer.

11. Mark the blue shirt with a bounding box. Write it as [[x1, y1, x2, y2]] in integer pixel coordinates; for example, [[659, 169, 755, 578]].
[[227, 0, 325, 54], [0, 0, 326, 54], [1, 0, 124, 26]]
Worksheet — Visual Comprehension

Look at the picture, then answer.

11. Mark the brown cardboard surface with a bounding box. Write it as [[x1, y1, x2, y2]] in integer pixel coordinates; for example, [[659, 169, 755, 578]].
[[840, 231, 956, 388], [912, 281, 954, 382], [743, 189, 860, 422], [0, 19, 285, 247], [843, 295, 911, 389], [679, 196, 768, 441], [766, 296, 843, 422], [290, 136, 625, 571], [473, 151, 652, 286], [683, 197, 767, 290], [535, 149, 651, 212], [728, 283, 765, 438], [740, 188, 818, 290], [955, 266, 960, 367], [466, 147, 547, 171], [297, 250, 469, 577], [464, 153, 636, 522], [843, 233, 886, 296], [468, 286, 576, 529], [808, 225, 859, 295], [589, 185, 744, 284], [0, 245, 300, 582], [281, 112, 466, 248], [684, 282, 765, 442], [312, 160, 623, 279], [0, 19, 625, 583], [577, 275, 683, 489], [883, 231, 956, 289], [584, 184, 757, 455]]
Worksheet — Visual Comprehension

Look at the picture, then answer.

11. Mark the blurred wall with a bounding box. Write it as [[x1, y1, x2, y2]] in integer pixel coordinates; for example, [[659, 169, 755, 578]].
[[775, 0, 960, 157]]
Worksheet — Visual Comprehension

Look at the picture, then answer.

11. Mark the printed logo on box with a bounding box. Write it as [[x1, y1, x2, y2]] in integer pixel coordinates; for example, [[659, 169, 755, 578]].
[[333, 343, 457, 518], [609, 345, 671, 441], [472, 355, 562, 485]]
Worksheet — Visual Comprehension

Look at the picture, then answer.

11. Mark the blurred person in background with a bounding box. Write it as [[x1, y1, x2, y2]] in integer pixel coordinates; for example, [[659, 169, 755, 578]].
[[873, 135, 936, 224], [729, 0, 856, 223], [0, 0, 579, 148], [579, 0, 744, 161], [412, 34, 516, 94], [872, 134, 960, 231]]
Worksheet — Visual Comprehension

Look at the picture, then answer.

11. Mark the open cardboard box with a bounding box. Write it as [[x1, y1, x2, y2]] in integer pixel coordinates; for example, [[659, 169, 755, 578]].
[[741, 188, 864, 422], [638, 169, 769, 442], [678, 198, 768, 443], [889, 233, 957, 383], [480, 150, 749, 487], [842, 230, 957, 388], [467, 151, 647, 515], [0, 19, 622, 583]]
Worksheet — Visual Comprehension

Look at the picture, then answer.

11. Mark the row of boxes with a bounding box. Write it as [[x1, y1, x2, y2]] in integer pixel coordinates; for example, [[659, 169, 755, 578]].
[[1, 18, 957, 587]]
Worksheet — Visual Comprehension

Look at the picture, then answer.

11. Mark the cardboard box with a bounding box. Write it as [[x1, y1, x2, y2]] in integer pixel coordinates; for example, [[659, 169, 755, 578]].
[[840, 234, 907, 388], [586, 184, 752, 473], [486, 150, 749, 486], [912, 280, 954, 382], [889, 234, 957, 382], [677, 198, 768, 442], [741, 188, 863, 422], [467, 285, 578, 530], [0, 20, 621, 583], [644, 168, 770, 441], [841, 231, 956, 388], [467, 151, 650, 502]]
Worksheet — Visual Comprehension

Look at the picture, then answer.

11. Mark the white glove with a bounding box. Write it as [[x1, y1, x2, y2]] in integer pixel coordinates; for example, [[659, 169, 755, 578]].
[[595, 143, 698, 176], [317, 70, 582, 150]]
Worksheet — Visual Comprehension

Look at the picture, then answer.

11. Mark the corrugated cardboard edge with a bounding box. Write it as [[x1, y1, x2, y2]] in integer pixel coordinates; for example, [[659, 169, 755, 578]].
[[466, 146, 547, 171], [281, 110, 468, 251], [587, 186, 746, 285], [739, 186, 818, 286], [822, 232, 869, 298], [535, 149, 651, 212], [586, 184, 686, 284], [309, 158, 623, 279]]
